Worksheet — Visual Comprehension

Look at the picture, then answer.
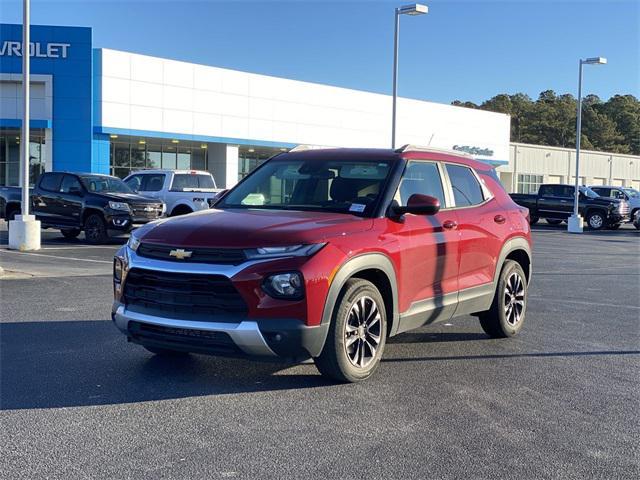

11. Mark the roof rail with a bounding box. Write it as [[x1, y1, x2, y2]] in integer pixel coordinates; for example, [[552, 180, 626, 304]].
[[395, 144, 474, 158], [289, 144, 339, 152]]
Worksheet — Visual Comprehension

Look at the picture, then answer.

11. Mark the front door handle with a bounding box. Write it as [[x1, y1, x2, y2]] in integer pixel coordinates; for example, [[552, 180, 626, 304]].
[[443, 220, 458, 230], [494, 214, 506, 224]]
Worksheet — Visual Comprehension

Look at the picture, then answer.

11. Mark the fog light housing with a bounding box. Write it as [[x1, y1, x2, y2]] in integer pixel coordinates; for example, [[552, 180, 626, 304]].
[[263, 272, 304, 300]]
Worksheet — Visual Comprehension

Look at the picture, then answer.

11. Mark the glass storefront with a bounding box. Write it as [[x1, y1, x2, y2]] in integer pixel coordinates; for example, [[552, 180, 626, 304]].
[[109, 136, 209, 178], [238, 145, 287, 181], [0, 128, 46, 187]]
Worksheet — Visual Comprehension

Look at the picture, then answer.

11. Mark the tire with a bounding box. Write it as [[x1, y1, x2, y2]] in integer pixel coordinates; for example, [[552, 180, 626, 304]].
[[61, 228, 81, 239], [84, 213, 109, 244], [143, 346, 189, 356], [607, 223, 621, 230], [314, 278, 387, 383], [545, 218, 563, 225], [478, 260, 528, 338], [529, 216, 539, 225], [586, 210, 606, 230], [170, 206, 193, 217], [6, 207, 19, 222]]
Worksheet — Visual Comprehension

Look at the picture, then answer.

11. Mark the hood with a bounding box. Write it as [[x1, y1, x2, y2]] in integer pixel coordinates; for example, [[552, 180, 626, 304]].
[[100, 192, 161, 204], [139, 208, 373, 248], [590, 196, 621, 207]]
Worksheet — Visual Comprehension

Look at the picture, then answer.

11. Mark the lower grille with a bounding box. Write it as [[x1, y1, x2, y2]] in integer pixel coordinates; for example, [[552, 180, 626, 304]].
[[128, 321, 243, 355], [123, 268, 247, 319]]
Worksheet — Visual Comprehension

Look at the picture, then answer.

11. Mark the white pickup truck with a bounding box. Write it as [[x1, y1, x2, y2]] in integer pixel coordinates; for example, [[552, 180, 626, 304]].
[[123, 170, 222, 216]]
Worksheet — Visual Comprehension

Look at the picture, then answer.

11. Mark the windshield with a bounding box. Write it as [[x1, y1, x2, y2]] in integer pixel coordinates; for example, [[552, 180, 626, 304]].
[[579, 186, 600, 199], [623, 188, 639, 198], [80, 175, 133, 194], [218, 157, 395, 216]]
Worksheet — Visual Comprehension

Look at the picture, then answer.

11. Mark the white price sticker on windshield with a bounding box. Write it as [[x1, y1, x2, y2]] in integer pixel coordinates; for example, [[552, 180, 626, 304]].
[[349, 203, 366, 213]]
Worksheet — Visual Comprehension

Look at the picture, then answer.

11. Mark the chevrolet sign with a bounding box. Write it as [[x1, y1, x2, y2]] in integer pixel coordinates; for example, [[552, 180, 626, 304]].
[[169, 249, 193, 260], [0, 41, 70, 59]]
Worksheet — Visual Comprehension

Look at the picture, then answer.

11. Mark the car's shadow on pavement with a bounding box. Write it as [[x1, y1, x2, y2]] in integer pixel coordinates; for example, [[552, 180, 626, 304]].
[[531, 223, 639, 237], [0, 319, 333, 410]]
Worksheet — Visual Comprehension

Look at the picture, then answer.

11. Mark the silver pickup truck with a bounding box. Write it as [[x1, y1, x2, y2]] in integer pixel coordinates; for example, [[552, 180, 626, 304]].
[[123, 169, 222, 216]]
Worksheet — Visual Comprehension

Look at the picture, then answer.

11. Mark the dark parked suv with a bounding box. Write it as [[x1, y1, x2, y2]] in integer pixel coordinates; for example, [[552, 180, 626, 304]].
[[0, 172, 165, 243], [112, 146, 532, 382]]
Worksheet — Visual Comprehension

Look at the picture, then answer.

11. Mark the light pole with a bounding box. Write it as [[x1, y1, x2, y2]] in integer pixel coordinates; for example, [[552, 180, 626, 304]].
[[391, 3, 428, 149], [567, 56, 607, 234], [8, 0, 41, 251]]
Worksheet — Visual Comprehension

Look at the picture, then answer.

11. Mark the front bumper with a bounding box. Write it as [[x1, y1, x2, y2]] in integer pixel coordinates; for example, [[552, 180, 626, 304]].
[[112, 302, 329, 360]]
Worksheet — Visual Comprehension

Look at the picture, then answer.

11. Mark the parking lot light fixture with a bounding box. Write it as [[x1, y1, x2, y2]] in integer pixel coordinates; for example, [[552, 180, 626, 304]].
[[391, 4, 428, 149], [568, 56, 607, 234]]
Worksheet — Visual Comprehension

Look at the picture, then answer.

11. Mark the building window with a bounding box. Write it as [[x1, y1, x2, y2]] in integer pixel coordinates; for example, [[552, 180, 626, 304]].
[[109, 138, 208, 178], [0, 129, 46, 187], [517, 174, 544, 194]]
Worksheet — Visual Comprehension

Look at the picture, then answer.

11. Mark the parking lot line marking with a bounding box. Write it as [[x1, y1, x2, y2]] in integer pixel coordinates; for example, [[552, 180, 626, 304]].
[[529, 296, 640, 310], [0, 249, 112, 264]]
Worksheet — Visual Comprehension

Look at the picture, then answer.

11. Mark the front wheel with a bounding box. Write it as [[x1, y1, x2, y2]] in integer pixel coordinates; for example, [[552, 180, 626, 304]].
[[478, 260, 528, 338], [314, 278, 387, 383], [529, 216, 539, 225], [587, 211, 606, 230], [545, 218, 563, 225], [84, 213, 109, 244], [607, 223, 621, 230]]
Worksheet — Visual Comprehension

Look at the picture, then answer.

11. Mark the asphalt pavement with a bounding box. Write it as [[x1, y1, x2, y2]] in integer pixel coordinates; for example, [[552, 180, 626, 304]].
[[1, 221, 639, 479]]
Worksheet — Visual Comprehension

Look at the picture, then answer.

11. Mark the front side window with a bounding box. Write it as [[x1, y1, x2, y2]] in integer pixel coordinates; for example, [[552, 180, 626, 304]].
[[124, 175, 142, 192], [218, 157, 395, 216], [80, 175, 133, 194], [140, 174, 165, 192], [446, 164, 484, 207], [395, 161, 445, 207]]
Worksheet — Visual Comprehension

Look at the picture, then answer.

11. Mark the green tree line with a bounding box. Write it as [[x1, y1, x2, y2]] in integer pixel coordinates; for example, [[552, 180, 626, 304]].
[[452, 92, 640, 155]]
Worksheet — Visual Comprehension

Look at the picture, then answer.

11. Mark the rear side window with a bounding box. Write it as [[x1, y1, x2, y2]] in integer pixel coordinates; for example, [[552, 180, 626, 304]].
[[140, 174, 165, 192], [39, 173, 64, 192], [396, 161, 445, 207], [446, 164, 484, 207], [171, 174, 215, 190], [60, 175, 82, 193], [591, 187, 609, 197]]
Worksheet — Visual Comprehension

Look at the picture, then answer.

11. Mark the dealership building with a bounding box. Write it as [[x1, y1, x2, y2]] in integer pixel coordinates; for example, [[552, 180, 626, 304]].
[[1, 23, 638, 192]]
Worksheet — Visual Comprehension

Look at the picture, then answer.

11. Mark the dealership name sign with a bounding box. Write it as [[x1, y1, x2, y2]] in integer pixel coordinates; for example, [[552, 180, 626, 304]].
[[453, 145, 495, 157], [0, 41, 70, 59]]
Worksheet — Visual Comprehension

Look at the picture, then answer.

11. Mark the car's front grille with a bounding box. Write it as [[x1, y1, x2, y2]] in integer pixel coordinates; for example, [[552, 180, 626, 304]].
[[137, 242, 246, 265], [123, 268, 247, 318], [618, 202, 630, 215], [130, 203, 163, 219], [128, 321, 243, 355]]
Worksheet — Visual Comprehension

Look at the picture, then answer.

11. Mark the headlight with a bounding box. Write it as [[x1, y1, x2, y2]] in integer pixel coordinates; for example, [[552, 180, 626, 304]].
[[113, 257, 123, 281], [109, 201, 131, 212], [244, 243, 325, 260], [127, 234, 140, 252], [263, 272, 304, 299]]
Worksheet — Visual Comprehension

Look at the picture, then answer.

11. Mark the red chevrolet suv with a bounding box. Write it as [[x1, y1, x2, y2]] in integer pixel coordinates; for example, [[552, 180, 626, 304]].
[[113, 146, 532, 382]]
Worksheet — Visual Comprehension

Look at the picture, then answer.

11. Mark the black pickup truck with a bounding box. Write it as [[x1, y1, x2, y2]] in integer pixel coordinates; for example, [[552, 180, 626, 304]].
[[0, 172, 165, 243], [510, 184, 630, 230]]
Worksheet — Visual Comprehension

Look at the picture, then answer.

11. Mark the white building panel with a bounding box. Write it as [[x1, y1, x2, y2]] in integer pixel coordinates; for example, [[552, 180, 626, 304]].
[[97, 48, 510, 162]]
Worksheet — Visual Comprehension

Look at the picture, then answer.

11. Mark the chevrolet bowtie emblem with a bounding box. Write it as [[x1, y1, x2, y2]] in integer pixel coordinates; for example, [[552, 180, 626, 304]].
[[169, 249, 192, 260]]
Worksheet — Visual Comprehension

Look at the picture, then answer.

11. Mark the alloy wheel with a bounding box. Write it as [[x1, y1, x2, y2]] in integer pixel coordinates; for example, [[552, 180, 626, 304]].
[[589, 214, 604, 229], [344, 296, 382, 369], [503, 272, 525, 326]]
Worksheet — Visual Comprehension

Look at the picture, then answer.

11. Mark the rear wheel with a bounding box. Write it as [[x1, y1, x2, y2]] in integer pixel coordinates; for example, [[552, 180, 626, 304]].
[[170, 205, 193, 217], [587, 211, 606, 230], [545, 218, 563, 225], [478, 260, 527, 338], [61, 228, 81, 239], [314, 278, 387, 383], [84, 213, 109, 244], [529, 216, 539, 225]]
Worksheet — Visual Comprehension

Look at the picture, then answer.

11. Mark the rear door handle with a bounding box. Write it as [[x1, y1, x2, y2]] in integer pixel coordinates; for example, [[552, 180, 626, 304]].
[[494, 214, 506, 224], [443, 220, 457, 230]]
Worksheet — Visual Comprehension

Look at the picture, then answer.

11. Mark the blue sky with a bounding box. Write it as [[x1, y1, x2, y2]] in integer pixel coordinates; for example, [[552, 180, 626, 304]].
[[2, 0, 638, 104]]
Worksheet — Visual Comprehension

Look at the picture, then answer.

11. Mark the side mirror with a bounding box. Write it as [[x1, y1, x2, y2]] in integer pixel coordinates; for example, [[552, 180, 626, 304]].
[[392, 194, 441, 216]]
